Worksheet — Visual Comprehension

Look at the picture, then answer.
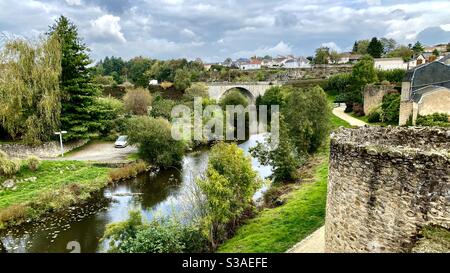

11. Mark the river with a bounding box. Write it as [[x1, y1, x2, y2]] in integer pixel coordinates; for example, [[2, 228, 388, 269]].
[[0, 134, 272, 253]]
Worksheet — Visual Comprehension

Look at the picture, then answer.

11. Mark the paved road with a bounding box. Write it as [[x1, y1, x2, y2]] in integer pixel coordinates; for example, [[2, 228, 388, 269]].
[[332, 106, 368, 127], [62, 142, 138, 162], [287, 226, 325, 253]]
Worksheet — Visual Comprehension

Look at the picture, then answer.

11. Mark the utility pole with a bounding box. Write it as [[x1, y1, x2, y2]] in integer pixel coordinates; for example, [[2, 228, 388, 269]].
[[55, 131, 68, 157]]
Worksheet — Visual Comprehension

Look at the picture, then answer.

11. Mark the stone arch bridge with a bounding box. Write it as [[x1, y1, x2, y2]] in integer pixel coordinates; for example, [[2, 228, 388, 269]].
[[206, 82, 282, 103]]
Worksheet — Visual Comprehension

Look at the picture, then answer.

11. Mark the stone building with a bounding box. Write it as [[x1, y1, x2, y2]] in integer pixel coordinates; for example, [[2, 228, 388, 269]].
[[326, 127, 450, 253], [399, 61, 450, 125]]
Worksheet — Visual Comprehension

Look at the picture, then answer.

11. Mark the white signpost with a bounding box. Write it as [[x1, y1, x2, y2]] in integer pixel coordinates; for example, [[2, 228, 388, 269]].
[[54, 131, 68, 157]]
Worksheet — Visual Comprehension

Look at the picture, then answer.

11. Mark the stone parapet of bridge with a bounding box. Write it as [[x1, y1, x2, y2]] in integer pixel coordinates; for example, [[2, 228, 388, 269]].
[[205, 81, 282, 102]]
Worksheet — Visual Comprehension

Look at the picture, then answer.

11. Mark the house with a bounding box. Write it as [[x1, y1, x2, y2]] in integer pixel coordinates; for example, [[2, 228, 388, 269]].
[[415, 52, 440, 65], [149, 79, 159, 86], [282, 57, 311, 68], [399, 61, 450, 125], [337, 53, 362, 64], [374, 57, 417, 70], [239, 59, 262, 70], [424, 44, 448, 53]]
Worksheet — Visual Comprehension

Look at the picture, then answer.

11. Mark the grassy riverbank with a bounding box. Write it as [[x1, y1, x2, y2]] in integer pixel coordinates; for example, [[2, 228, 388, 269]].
[[218, 103, 351, 253], [0, 161, 111, 229]]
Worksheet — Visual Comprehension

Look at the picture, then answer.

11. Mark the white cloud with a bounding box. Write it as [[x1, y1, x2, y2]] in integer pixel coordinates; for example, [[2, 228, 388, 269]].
[[89, 14, 126, 43], [232, 41, 293, 58], [321, 42, 342, 52], [181, 28, 195, 37], [440, 24, 450, 31], [65, 0, 82, 6]]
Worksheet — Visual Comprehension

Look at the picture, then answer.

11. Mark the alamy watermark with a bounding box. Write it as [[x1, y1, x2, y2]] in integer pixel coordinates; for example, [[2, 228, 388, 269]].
[[171, 97, 280, 148]]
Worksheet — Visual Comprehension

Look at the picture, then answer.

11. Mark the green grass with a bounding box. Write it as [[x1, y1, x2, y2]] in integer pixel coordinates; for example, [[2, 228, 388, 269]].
[[0, 160, 110, 227], [218, 158, 329, 253]]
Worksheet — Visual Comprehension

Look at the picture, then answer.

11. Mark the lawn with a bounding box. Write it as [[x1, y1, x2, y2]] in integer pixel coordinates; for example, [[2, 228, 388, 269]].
[[218, 157, 329, 253], [0, 160, 110, 227], [218, 99, 351, 253]]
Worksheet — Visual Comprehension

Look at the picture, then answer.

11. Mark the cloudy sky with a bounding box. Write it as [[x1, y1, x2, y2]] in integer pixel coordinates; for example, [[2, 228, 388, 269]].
[[1, 0, 450, 63]]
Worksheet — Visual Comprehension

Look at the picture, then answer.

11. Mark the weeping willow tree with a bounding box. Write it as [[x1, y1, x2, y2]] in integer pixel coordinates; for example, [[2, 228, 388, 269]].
[[0, 35, 61, 144]]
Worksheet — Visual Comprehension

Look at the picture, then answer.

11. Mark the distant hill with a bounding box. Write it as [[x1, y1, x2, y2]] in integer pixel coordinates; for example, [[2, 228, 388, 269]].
[[417, 27, 450, 45]]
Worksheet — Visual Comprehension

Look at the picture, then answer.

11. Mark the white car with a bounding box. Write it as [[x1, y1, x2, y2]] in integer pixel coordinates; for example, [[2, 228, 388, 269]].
[[114, 135, 128, 148]]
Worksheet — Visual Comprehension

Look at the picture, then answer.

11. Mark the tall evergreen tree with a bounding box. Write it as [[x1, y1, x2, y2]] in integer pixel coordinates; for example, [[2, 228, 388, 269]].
[[352, 41, 358, 53], [48, 16, 100, 140], [367, 37, 383, 58]]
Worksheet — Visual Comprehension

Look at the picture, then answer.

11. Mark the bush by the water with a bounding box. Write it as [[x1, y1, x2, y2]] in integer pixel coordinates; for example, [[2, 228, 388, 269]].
[[126, 116, 185, 168], [197, 142, 261, 250], [0, 151, 21, 177], [101, 211, 208, 253], [108, 161, 148, 182], [150, 96, 177, 120], [416, 113, 450, 127]]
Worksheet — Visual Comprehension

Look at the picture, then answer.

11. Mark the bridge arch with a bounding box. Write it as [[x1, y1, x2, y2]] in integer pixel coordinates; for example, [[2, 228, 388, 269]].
[[220, 86, 255, 103]]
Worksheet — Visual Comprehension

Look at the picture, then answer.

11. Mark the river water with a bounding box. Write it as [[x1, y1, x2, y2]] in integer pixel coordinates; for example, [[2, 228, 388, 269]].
[[0, 134, 272, 253]]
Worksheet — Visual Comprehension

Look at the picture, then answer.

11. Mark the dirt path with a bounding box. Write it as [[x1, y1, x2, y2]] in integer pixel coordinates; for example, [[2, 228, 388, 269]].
[[59, 142, 137, 163], [287, 226, 325, 253], [332, 106, 367, 127]]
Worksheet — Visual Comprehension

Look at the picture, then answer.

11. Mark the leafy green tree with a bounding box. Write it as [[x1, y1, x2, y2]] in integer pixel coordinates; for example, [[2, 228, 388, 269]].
[[387, 45, 413, 62], [48, 16, 100, 140], [412, 41, 424, 55], [196, 143, 260, 249], [432, 49, 440, 57], [127, 57, 155, 87], [174, 68, 192, 91], [314, 47, 330, 64], [256, 86, 289, 108], [380, 38, 397, 54], [329, 51, 342, 64], [381, 93, 400, 124], [0, 35, 61, 144], [250, 116, 299, 182], [126, 116, 185, 168], [92, 75, 116, 86], [284, 86, 331, 154], [89, 97, 124, 136], [367, 37, 384, 58], [150, 97, 176, 119], [352, 41, 359, 53], [356, 40, 370, 55], [343, 55, 378, 104]]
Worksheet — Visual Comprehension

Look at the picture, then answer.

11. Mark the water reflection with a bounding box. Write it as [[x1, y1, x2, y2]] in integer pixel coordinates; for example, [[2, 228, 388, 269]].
[[0, 134, 271, 253]]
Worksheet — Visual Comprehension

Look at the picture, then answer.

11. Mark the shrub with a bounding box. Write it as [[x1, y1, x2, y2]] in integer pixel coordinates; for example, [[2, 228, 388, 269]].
[[324, 73, 352, 96], [196, 143, 261, 250], [102, 211, 208, 253], [381, 92, 400, 124], [108, 161, 148, 182], [26, 155, 41, 172], [174, 69, 191, 91], [0, 204, 28, 226], [377, 69, 406, 84], [0, 151, 21, 177], [126, 117, 185, 168], [150, 97, 176, 120], [123, 88, 152, 115], [184, 83, 209, 99], [367, 107, 382, 123], [416, 113, 450, 127]]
